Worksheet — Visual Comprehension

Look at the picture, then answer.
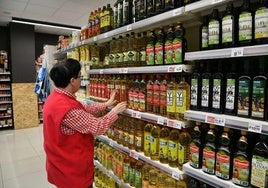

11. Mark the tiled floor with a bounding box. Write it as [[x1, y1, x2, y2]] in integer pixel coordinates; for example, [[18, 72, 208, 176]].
[[0, 125, 55, 188]]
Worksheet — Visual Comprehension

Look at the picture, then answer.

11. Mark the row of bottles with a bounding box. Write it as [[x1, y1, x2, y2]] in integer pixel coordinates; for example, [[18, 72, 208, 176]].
[[189, 122, 268, 188], [200, 0, 268, 50], [190, 57, 268, 121], [105, 116, 192, 170], [95, 138, 206, 188], [89, 73, 190, 120]]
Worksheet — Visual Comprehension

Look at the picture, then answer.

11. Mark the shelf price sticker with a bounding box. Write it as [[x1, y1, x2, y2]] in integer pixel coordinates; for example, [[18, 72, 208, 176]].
[[157, 117, 165, 125], [129, 150, 139, 160], [119, 68, 128, 74], [171, 171, 181, 180], [205, 115, 225, 126], [167, 120, 182, 129], [248, 121, 262, 133], [231, 47, 244, 57], [109, 140, 114, 147], [104, 33, 108, 38], [127, 25, 132, 31], [131, 111, 142, 119], [93, 37, 97, 42], [173, 8, 182, 16], [167, 65, 183, 73]]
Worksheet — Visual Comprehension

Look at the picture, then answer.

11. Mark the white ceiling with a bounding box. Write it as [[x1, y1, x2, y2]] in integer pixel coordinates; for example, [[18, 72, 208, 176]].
[[0, 0, 114, 36]]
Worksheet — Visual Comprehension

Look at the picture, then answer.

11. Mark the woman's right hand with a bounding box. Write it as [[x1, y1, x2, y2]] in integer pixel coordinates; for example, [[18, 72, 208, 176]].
[[111, 101, 127, 114]]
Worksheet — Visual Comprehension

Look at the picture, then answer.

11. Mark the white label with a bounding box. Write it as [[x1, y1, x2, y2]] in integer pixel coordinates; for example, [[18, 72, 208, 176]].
[[131, 111, 141, 119], [171, 171, 181, 180], [127, 25, 132, 31], [129, 150, 139, 160], [109, 141, 114, 147], [99, 69, 104, 74], [168, 65, 183, 72], [119, 68, 128, 73], [173, 8, 182, 16], [231, 47, 244, 57], [157, 117, 165, 125], [93, 37, 97, 41], [205, 115, 225, 126], [104, 33, 108, 38], [248, 121, 262, 133]]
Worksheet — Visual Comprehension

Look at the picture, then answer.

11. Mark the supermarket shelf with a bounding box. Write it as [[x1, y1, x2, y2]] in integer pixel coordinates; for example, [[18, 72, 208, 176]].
[[184, 110, 268, 135], [94, 160, 133, 188], [0, 88, 10, 91], [185, 0, 233, 13], [0, 115, 12, 119], [0, 94, 11, 97], [87, 64, 193, 74], [185, 44, 268, 61], [0, 101, 12, 104], [0, 72, 11, 75], [0, 124, 13, 129], [183, 163, 248, 188], [0, 79, 11, 82], [97, 135, 184, 180]]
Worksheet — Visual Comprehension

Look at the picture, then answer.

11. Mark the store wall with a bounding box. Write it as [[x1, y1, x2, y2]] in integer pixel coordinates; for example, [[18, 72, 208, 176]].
[[0, 26, 9, 52], [35, 33, 58, 58]]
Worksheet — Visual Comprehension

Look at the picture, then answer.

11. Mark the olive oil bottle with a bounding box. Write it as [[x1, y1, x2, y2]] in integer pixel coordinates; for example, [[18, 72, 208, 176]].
[[190, 122, 203, 169], [250, 135, 268, 188], [135, 119, 145, 152], [176, 76, 190, 121], [167, 75, 178, 119], [200, 16, 209, 50], [178, 127, 192, 170], [168, 128, 180, 167], [232, 130, 251, 187], [254, 0, 268, 44], [202, 124, 217, 175], [190, 62, 202, 110], [144, 122, 153, 156], [150, 124, 161, 160], [208, 9, 221, 49], [159, 126, 170, 164], [215, 127, 232, 180], [201, 62, 212, 112]]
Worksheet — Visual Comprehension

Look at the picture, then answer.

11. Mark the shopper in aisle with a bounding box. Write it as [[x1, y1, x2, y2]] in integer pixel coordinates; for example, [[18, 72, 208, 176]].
[[43, 58, 127, 188]]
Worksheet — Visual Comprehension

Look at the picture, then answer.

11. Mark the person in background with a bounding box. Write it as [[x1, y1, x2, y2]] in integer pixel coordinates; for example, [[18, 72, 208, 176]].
[[43, 58, 127, 188]]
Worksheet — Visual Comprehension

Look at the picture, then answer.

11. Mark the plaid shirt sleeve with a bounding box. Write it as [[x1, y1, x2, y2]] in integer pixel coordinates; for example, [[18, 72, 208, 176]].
[[61, 107, 118, 136], [82, 103, 107, 115]]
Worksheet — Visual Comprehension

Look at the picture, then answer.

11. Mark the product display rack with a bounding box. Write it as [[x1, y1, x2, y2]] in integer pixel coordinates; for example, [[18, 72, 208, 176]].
[[0, 72, 13, 129], [53, 0, 268, 187]]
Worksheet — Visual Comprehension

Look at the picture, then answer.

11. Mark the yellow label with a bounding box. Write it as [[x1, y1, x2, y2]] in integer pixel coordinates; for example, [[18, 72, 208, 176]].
[[168, 141, 178, 161], [144, 132, 151, 155], [159, 138, 168, 159], [176, 90, 186, 113], [178, 144, 185, 165], [167, 89, 176, 113], [151, 137, 158, 155]]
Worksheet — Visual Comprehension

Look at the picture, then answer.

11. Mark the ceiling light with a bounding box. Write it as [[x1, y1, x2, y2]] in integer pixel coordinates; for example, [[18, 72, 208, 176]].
[[11, 17, 81, 31]]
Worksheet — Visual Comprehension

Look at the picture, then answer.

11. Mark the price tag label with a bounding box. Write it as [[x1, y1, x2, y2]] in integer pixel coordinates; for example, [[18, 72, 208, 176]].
[[119, 68, 128, 73], [104, 33, 108, 38], [173, 8, 182, 16], [99, 69, 104, 74], [157, 117, 165, 125], [212, 0, 223, 4], [174, 121, 182, 129], [109, 141, 114, 147], [205, 115, 225, 126], [132, 111, 142, 119], [127, 25, 132, 31], [171, 171, 180, 180], [231, 47, 244, 57], [248, 121, 262, 133], [129, 150, 139, 160], [167, 119, 176, 127], [167, 65, 183, 72]]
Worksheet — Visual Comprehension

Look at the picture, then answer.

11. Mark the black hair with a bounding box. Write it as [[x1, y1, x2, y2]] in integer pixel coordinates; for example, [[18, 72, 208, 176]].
[[49, 58, 81, 88]]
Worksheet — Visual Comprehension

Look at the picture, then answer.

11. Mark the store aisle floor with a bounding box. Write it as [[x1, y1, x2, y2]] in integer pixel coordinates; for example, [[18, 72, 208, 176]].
[[0, 125, 55, 188]]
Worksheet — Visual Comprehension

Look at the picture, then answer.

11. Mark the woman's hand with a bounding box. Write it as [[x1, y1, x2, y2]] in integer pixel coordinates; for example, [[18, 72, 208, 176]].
[[105, 90, 118, 107], [111, 101, 127, 114]]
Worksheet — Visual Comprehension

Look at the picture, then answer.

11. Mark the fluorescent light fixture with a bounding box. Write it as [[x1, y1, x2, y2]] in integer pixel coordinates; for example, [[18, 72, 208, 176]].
[[12, 17, 81, 31]]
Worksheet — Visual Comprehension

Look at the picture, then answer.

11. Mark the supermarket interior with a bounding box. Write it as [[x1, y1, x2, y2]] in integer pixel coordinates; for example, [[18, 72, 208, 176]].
[[0, 0, 268, 188]]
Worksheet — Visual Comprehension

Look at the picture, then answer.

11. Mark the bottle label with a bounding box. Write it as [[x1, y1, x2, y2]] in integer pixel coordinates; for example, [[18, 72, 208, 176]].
[[150, 137, 159, 156], [208, 20, 220, 45], [252, 79, 266, 119], [133, 91, 139, 110], [165, 40, 173, 64], [167, 89, 176, 113], [135, 134, 142, 147], [160, 85, 167, 106], [237, 79, 250, 116], [255, 8, 268, 39], [239, 12, 253, 41], [172, 39, 182, 63], [168, 141, 178, 162], [178, 144, 185, 165], [140, 50, 146, 61], [225, 78, 236, 110], [144, 132, 152, 155], [176, 89, 186, 113], [201, 79, 210, 107], [129, 165, 135, 184], [190, 144, 200, 168], [123, 163, 130, 180], [222, 15, 234, 43], [135, 170, 142, 187], [212, 79, 221, 109], [146, 85, 153, 105], [202, 26, 208, 48], [202, 147, 216, 174], [138, 92, 146, 112], [215, 152, 231, 179], [191, 78, 198, 106], [159, 138, 168, 160], [123, 51, 129, 62], [232, 158, 250, 186], [155, 43, 164, 65], [146, 44, 155, 65], [250, 155, 268, 188], [128, 133, 134, 145], [128, 50, 138, 62]]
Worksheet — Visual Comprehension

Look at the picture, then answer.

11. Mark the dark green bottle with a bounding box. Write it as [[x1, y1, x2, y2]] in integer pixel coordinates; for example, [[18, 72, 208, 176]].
[[254, 0, 268, 44], [147, 0, 156, 17], [208, 9, 221, 49], [200, 16, 209, 50], [201, 62, 212, 112], [211, 61, 225, 114], [221, 2, 237, 48], [224, 61, 238, 115], [190, 62, 202, 110], [238, 0, 254, 46], [155, 0, 165, 14], [251, 57, 268, 120], [122, 0, 132, 26], [237, 59, 252, 118]]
